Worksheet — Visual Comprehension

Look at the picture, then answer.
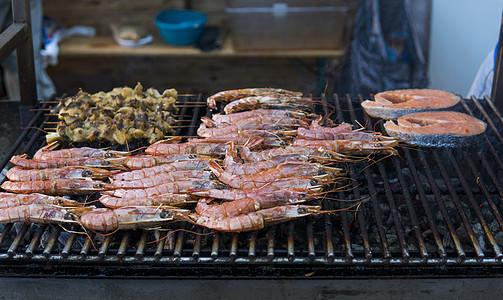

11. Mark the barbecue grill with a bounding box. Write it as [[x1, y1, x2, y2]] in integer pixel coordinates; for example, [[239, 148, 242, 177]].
[[2, 0, 503, 298], [1, 94, 503, 279]]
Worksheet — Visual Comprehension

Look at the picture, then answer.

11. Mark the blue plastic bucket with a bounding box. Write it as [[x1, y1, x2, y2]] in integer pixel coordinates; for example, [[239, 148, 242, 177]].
[[154, 9, 207, 46]]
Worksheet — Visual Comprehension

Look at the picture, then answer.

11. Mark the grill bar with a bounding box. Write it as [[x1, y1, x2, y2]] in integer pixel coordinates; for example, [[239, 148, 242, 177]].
[[391, 155, 429, 259], [192, 228, 202, 259], [61, 227, 77, 258], [25, 225, 45, 256], [404, 148, 447, 258], [462, 98, 503, 172], [98, 235, 112, 259], [117, 231, 130, 259], [42, 226, 61, 257], [465, 154, 503, 229], [447, 151, 503, 258], [376, 162, 410, 259], [431, 150, 484, 258], [418, 150, 466, 257], [8, 223, 29, 256], [349, 96, 391, 259], [334, 95, 373, 260]]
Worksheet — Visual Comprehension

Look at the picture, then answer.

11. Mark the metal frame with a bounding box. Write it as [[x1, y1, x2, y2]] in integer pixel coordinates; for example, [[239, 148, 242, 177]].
[[0, 0, 37, 106], [492, 10, 503, 110]]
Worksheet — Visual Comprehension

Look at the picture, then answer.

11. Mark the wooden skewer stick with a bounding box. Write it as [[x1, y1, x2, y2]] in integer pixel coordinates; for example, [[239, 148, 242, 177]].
[[172, 125, 199, 128], [178, 93, 199, 96], [173, 119, 194, 122], [164, 135, 199, 139], [175, 101, 206, 104], [176, 105, 206, 108], [31, 108, 52, 111]]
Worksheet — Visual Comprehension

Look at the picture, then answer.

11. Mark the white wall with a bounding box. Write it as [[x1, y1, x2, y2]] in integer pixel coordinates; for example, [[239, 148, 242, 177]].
[[428, 0, 502, 96]]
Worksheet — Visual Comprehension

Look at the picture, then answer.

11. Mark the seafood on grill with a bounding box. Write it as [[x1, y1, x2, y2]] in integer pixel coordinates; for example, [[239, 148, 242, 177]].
[[1, 179, 111, 196], [209, 160, 341, 189], [79, 206, 188, 232], [197, 123, 297, 139], [33, 141, 129, 160], [240, 137, 336, 163], [361, 89, 460, 119], [197, 116, 298, 142], [298, 116, 396, 141], [202, 116, 307, 130], [0, 204, 91, 225], [223, 141, 308, 175], [104, 179, 228, 199], [383, 111, 487, 147], [0, 192, 80, 208], [292, 138, 398, 156], [224, 95, 313, 114], [6, 166, 115, 181], [110, 170, 215, 189], [195, 190, 315, 218], [123, 154, 213, 169], [47, 83, 178, 144], [99, 193, 198, 209], [181, 205, 322, 232], [189, 177, 324, 201], [207, 87, 303, 109], [212, 109, 306, 124], [10, 154, 128, 170], [112, 158, 215, 181], [188, 135, 291, 148], [146, 137, 230, 157]]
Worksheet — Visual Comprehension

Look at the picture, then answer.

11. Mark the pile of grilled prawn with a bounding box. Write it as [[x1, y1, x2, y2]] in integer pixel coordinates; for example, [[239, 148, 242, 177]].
[[0, 87, 399, 233]]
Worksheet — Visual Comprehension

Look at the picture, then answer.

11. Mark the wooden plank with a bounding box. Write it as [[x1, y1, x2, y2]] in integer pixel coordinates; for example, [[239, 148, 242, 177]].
[[57, 36, 345, 58], [43, 0, 184, 16]]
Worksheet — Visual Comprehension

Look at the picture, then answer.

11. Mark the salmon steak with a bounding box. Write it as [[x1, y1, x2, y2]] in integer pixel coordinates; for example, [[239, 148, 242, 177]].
[[361, 89, 460, 119], [383, 111, 487, 147]]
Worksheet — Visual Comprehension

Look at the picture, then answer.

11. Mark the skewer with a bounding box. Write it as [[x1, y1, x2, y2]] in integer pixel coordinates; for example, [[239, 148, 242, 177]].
[[45, 113, 194, 117], [43, 119, 193, 125], [41, 132, 201, 139], [44, 125, 199, 131], [41, 105, 203, 110], [42, 100, 207, 105], [175, 101, 207, 105], [175, 105, 206, 108]]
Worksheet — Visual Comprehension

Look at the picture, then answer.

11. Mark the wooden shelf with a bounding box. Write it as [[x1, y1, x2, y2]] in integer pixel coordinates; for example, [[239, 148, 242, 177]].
[[58, 36, 346, 58]]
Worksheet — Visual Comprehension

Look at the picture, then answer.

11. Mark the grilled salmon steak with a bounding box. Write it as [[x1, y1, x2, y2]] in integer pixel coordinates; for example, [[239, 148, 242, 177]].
[[383, 111, 486, 147], [362, 89, 460, 119]]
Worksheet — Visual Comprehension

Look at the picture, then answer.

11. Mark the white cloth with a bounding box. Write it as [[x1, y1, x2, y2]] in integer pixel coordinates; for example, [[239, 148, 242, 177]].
[[468, 48, 495, 99]]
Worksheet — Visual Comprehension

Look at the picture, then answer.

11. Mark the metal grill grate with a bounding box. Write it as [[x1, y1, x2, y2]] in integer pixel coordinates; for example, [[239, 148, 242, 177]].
[[0, 94, 503, 278]]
